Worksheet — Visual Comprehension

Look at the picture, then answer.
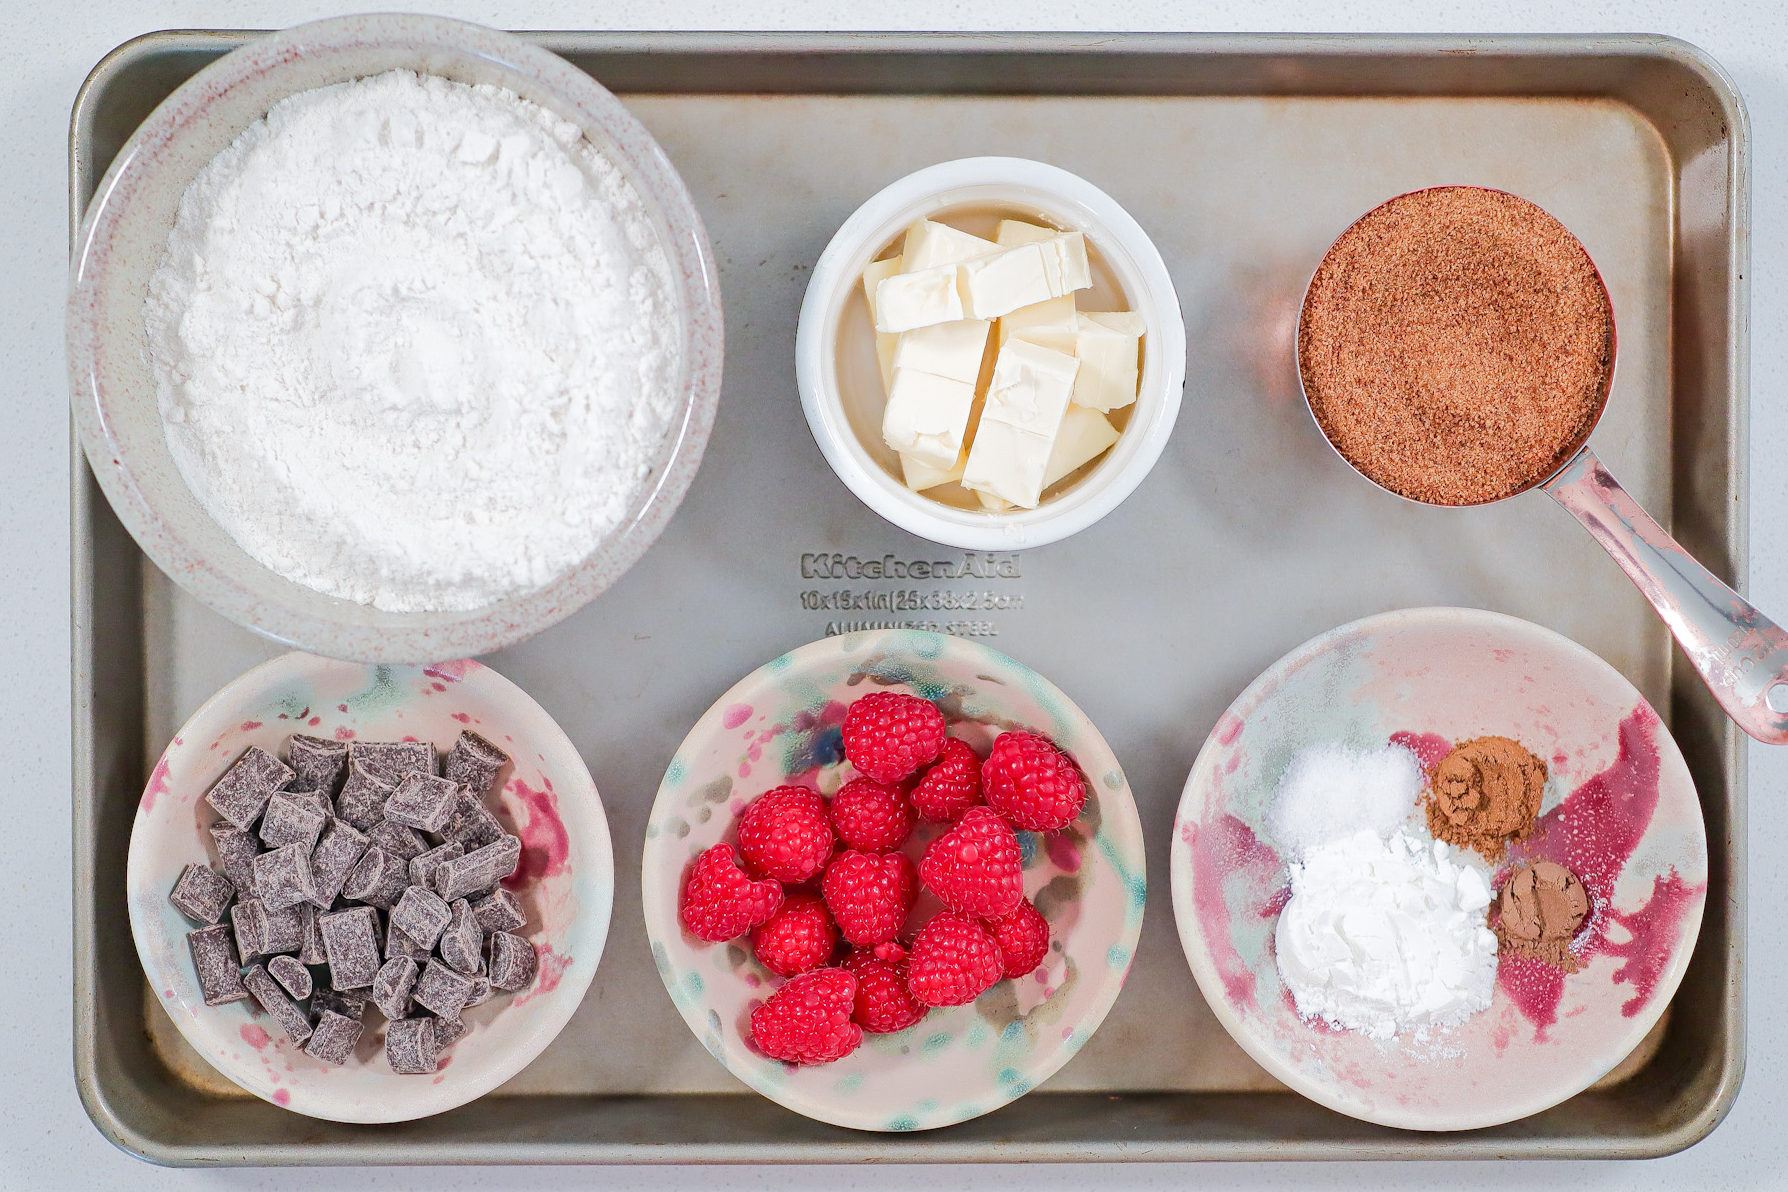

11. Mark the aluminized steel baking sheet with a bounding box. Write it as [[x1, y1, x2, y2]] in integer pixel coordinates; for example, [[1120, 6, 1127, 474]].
[[73, 31, 1746, 1163]]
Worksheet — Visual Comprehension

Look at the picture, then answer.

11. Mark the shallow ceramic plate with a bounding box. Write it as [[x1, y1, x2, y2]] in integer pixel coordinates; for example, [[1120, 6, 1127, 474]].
[[67, 13, 722, 661], [642, 629, 1146, 1132], [126, 653, 613, 1123], [1170, 606, 1707, 1131]]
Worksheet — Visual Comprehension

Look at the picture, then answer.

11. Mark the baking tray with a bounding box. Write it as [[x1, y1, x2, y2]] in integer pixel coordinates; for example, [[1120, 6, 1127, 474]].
[[71, 31, 1749, 1164]]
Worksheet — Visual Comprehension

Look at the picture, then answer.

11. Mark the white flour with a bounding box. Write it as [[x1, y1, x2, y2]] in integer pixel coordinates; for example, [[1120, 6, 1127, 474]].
[[146, 70, 680, 611], [1275, 826, 1498, 1041]]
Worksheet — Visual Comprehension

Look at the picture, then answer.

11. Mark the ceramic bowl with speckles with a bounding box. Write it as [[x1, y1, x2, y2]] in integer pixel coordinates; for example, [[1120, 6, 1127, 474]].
[[1170, 607, 1707, 1131], [67, 14, 722, 663], [643, 629, 1146, 1132], [125, 652, 613, 1123]]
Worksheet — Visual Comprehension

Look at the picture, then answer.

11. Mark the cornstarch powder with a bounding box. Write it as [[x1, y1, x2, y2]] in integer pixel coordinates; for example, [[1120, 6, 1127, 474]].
[[146, 70, 681, 611]]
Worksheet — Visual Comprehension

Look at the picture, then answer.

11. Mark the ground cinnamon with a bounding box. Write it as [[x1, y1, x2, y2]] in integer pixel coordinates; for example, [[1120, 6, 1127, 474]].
[[1424, 735, 1547, 859], [1298, 186, 1613, 505]]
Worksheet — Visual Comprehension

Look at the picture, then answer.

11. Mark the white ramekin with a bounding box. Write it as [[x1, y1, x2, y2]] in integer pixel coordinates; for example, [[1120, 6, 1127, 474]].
[[795, 156, 1186, 551]]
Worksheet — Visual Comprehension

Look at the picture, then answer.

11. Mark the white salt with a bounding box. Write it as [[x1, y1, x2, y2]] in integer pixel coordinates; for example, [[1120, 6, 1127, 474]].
[[1264, 741, 1423, 860]]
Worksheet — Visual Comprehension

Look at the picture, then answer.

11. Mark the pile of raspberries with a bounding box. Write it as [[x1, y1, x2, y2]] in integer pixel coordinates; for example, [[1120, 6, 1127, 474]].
[[679, 690, 1088, 1065]]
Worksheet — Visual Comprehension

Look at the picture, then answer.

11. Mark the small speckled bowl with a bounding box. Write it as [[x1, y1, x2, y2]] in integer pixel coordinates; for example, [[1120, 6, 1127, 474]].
[[67, 14, 722, 662], [643, 629, 1146, 1132], [125, 653, 614, 1123], [1170, 607, 1707, 1131]]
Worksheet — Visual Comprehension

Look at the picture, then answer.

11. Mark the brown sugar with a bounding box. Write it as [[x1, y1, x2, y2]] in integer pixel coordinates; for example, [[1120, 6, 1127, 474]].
[[1494, 860, 1591, 972], [1298, 186, 1613, 505], [1424, 735, 1548, 859]]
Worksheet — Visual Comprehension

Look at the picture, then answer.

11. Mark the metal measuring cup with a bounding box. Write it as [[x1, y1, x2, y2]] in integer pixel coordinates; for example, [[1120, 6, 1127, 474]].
[[1297, 187, 1788, 745]]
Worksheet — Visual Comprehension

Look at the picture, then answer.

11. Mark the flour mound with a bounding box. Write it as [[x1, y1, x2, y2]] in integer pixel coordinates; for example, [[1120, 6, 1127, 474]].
[[146, 70, 681, 611]]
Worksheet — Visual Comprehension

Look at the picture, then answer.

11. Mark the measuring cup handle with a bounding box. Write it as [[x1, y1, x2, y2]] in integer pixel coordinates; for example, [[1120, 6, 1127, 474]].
[[1545, 446, 1788, 745]]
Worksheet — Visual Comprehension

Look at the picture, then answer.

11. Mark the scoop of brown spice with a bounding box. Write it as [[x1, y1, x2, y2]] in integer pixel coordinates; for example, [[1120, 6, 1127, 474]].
[[1495, 860, 1590, 972], [1424, 735, 1547, 859]]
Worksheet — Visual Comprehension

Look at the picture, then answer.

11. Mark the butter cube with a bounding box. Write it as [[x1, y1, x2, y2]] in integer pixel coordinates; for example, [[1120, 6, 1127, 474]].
[[862, 255, 902, 391], [900, 449, 966, 492], [982, 339, 1079, 438], [995, 219, 1058, 247], [882, 368, 977, 471], [892, 319, 990, 386], [998, 296, 1079, 357], [902, 219, 996, 271], [1044, 405, 1121, 488], [875, 264, 964, 333], [962, 418, 1053, 509], [1072, 311, 1145, 412], [976, 490, 1015, 512], [959, 243, 1054, 320], [1038, 232, 1093, 295]]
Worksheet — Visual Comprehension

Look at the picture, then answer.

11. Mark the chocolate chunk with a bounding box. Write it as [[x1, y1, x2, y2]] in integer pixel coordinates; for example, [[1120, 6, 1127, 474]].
[[384, 924, 432, 963], [204, 745, 293, 831], [487, 931, 537, 992], [471, 888, 526, 935], [341, 846, 408, 909], [288, 734, 350, 797], [383, 774, 460, 834], [303, 1009, 363, 1066], [439, 899, 482, 975], [412, 959, 476, 1019], [232, 897, 302, 960], [319, 906, 382, 990], [187, 924, 249, 1006], [390, 885, 451, 950], [350, 741, 435, 786], [334, 760, 394, 832], [408, 841, 464, 891], [169, 863, 235, 924], [243, 964, 313, 1044], [439, 788, 504, 849], [262, 901, 305, 954], [289, 788, 334, 821], [371, 956, 419, 1021], [463, 975, 493, 1009], [385, 1016, 439, 1074], [444, 730, 508, 797], [209, 824, 261, 898], [367, 819, 428, 861], [312, 987, 367, 1021], [297, 902, 328, 965], [435, 834, 521, 902], [252, 843, 320, 911], [309, 816, 369, 907], [267, 953, 313, 1001], [432, 1015, 469, 1047], [259, 791, 326, 853]]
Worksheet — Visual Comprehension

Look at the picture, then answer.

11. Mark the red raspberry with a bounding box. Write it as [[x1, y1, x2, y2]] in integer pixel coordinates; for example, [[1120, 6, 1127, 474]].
[[680, 843, 784, 942], [985, 897, 1050, 979], [821, 849, 917, 946], [982, 731, 1087, 832], [910, 738, 984, 822], [918, 806, 1024, 920], [750, 893, 838, 977], [749, 967, 862, 1065], [842, 946, 928, 1033], [829, 776, 916, 852], [842, 691, 946, 783], [737, 785, 834, 884], [906, 913, 1003, 1007]]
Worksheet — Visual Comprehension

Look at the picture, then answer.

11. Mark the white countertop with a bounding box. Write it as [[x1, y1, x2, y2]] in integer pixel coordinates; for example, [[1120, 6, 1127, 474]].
[[6, 0, 1783, 1188]]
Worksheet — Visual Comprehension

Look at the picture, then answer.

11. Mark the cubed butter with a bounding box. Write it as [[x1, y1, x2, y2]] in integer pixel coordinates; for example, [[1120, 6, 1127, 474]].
[[997, 296, 1079, 356], [862, 255, 902, 391], [962, 418, 1053, 509], [892, 319, 990, 386], [882, 368, 977, 471], [982, 339, 1079, 438], [900, 449, 966, 492], [875, 264, 964, 333], [1044, 405, 1120, 488], [1037, 231, 1092, 295], [976, 490, 1015, 511], [1072, 310, 1145, 412], [959, 235, 1093, 320], [995, 219, 1058, 247], [901, 219, 997, 271]]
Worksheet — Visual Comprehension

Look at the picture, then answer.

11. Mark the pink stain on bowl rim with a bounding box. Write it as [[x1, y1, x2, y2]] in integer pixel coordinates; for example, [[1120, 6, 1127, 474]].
[[273, 1087, 290, 1106], [723, 703, 754, 730], [423, 659, 475, 683], [240, 1023, 271, 1050], [141, 754, 173, 812], [505, 776, 570, 888], [1188, 813, 1280, 1010]]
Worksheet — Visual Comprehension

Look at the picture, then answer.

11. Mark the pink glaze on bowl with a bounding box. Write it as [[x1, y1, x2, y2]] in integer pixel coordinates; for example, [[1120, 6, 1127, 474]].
[[125, 653, 613, 1123], [1169, 607, 1707, 1131]]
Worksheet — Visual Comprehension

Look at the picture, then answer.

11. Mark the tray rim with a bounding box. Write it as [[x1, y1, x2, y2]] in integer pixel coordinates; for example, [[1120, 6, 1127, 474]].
[[70, 27, 1750, 1166]]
